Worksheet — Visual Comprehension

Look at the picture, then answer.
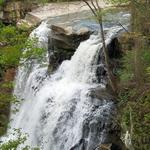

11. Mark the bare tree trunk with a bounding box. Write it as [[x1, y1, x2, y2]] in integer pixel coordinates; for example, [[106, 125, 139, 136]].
[[83, 0, 117, 93]]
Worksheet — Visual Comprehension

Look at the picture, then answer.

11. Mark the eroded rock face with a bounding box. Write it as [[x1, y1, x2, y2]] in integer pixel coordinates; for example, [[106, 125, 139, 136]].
[[69, 87, 127, 150], [95, 36, 122, 89], [50, 25, 92, 50], [48, 25, 92, 72], [2, 1, 37, 24]]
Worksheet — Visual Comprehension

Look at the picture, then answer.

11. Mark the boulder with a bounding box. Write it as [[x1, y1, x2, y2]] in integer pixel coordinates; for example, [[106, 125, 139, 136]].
[[48, 25, 92, 72], [50, 25, 91, 50]]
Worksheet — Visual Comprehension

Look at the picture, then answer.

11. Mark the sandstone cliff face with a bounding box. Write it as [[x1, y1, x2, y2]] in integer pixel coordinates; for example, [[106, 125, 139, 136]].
[[48, 25, 92, 72], [2, 1, 37, 24]]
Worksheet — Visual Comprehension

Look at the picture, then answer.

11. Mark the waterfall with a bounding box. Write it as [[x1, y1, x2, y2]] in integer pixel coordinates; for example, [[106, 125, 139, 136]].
[[2, 21, 123, 150]]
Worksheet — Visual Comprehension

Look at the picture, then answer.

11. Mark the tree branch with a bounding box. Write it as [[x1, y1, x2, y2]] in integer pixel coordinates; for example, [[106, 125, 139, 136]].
[[82, 0, 98, 17]]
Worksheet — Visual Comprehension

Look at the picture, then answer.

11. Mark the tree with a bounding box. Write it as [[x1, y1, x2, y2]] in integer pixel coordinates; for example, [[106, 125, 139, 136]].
[[82, 0, 117, 93]]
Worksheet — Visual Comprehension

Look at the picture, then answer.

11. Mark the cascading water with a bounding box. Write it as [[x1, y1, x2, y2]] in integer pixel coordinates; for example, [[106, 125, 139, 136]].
[[14, 22, 51, 99], [2, 18, 125, 149]]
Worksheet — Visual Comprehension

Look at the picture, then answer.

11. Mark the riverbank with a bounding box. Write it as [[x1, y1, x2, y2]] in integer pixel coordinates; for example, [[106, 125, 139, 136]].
[[22, 1, 111, 27], [29, 1, 110, 20]]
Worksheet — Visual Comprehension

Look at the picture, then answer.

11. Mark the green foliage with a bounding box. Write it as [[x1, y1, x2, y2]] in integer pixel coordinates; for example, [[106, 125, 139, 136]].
[[0, 25, 28, 46], [0, 129, 40, 150], [118, 35, 150, 149], [106, 0, 129, 4], [118, 51, 133, 81], [0, 24, 28, 70], [0, 26, 18, 44], [0, 23, 45, 70], [146, 67, 150, 77], [142, 50, 150, 65], [118, 47, 150, 85], [0, 0, 4, 6], [0, 81, 14, 89], [120, 94, 150, 150], [0, 23, 45, 137], [0, 46, 22, 67], [30, 0, 77, 3], [22, 37, 46, 62]]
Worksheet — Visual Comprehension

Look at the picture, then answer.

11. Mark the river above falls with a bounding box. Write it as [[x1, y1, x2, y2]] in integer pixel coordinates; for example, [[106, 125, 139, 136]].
[[46, 8, 130, 31]]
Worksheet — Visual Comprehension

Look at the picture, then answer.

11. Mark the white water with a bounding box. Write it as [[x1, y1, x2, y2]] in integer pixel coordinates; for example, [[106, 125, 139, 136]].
[[2, 21, 123, 150]]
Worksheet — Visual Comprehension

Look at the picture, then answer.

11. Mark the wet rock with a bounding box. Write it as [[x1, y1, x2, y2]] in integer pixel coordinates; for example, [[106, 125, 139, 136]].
[[107, 38, 121, 59], [48, 25, 92, 72], [89, 87, 115, 101], [71, 86, 127, 150], [70, 139, 86, 150], [95, 35, 122, 88], [97, 143, 126, 150], [50, 25, 91, 50]]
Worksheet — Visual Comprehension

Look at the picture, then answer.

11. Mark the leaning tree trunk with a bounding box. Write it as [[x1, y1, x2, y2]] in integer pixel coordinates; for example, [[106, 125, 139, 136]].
[[83, 0, 117, 93]]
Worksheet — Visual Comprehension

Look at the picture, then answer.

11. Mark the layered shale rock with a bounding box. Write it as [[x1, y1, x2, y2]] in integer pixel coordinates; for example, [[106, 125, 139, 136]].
[[2, 1, 37, 24], [48, 25, 92, 72]]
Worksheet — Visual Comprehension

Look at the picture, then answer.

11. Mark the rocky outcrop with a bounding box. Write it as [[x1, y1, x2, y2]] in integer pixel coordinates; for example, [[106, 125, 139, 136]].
[[69, 87, 127, 150], [96, 36, 122, 88], [2, 1, 37, 24], [48, 26, 122, 86], [48, 25, 92, 72], [89, 88, 127, 150], [107, 37, 121, 59]]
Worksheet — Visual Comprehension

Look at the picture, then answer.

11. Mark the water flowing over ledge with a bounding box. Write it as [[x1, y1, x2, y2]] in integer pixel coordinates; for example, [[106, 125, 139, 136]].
[[1, 11, 130, 150]]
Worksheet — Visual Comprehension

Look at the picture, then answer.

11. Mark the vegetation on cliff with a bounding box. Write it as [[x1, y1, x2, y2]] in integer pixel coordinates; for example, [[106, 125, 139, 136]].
[[118, 33, 150, 150], [117, 1, 150, 150], [0, 21, 44, 137], [0, 22, 29, 136]]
